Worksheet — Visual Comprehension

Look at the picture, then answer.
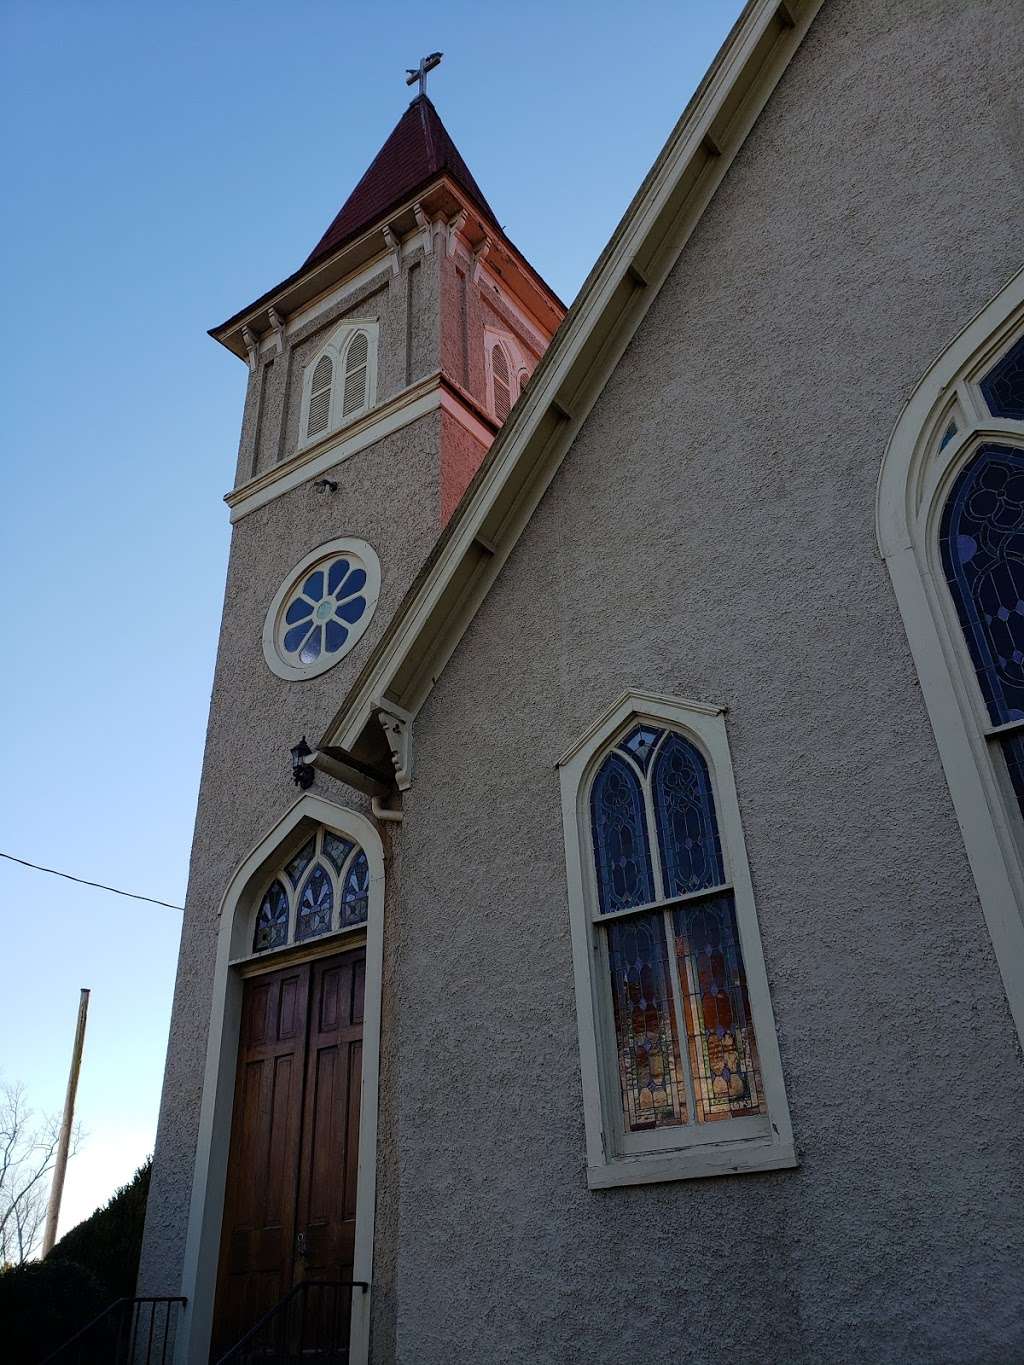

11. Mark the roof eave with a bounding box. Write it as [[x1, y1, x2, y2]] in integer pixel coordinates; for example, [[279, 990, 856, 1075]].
[[210, 176, 565, 363], [316, 0, 825, 761]]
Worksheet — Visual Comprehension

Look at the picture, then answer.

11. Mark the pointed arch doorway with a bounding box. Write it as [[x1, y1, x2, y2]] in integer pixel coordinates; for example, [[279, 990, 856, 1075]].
[[174, 797, 384, 1365]]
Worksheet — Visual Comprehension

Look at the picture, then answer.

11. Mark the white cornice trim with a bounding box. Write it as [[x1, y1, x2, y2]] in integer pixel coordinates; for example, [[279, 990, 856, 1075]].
[[319, 0, 824, 755], [226, 373, 495, 523]]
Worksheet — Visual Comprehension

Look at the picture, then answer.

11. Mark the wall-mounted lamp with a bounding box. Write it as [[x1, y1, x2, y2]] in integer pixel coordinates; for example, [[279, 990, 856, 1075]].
[[290, 737, 315, 789], [314, 478, 337, 493]]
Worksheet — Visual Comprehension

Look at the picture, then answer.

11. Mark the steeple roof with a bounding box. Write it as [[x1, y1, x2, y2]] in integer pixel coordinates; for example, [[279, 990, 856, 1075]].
[[303, 95, 498, 269]]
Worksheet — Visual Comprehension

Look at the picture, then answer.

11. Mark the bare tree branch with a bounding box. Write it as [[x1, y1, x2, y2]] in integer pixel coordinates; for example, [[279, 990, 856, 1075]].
[[0, 1080, 84, 1265]]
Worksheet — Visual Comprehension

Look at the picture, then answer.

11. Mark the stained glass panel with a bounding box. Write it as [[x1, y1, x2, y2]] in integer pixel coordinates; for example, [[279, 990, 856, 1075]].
[[939, 444, 1024, 725], [980, 336, 1024, 420], [296, 863, 333, 941], [341, 851, 369, 927], [322, 831, 354, 875], [285, 836, 316, 888], [999, 731, 1024, 822], [607, 911, 687, 1130], [618, 724, 663, 774], [939, 420, 958, 450], [253, 879, 289, 953], [672, 894, 765, 1123], [652, 734, 725, 895], [590, 753, 655, 914]]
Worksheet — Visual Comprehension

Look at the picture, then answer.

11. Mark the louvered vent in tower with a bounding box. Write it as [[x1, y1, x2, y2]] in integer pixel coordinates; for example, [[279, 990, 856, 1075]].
[[492, 344, 511, 421], [342, 332, 369, 417], [307, 355, 334, 438]]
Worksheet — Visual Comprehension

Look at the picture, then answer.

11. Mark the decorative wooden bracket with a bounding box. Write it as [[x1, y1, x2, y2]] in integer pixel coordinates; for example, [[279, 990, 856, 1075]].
[[446, 209, 468, 257], [382, 224, 402, 276], [413, 201, 433, 254], [471, 235, 492, 285], [374, 702, 413, 791], [267, 307, 287, 356], [241, 325, 260, 372]]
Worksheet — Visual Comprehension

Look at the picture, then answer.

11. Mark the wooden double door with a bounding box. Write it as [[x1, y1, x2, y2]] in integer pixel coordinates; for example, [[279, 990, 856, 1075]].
[[211, 949, 364, 1360]]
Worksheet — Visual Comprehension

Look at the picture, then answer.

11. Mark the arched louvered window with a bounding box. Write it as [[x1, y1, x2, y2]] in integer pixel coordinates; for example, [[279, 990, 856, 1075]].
[[559, 693, 793, 1186], [491, 343, 512, 421], [298, 321, 379, 450], [251, 824, 368, 953], [306, 355, 333, 439], [342, 331, 370, 418]]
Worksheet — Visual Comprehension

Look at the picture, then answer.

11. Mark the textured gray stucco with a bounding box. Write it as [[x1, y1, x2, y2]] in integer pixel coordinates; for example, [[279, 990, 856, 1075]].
[[380, 1, 1024, 1362], [142, 1, 1024, 1360]]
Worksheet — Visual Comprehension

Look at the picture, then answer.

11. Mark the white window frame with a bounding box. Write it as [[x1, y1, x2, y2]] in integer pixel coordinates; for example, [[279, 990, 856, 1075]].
[[558, 689, 796, 1188], [877, 265, 1024, 1043], [299, 319, 379, 449], [484, 326, 529, 420]]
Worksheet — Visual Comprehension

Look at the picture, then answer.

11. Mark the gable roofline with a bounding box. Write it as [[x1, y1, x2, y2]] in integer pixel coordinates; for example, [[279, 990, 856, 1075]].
[[317, 0, 825, 766]]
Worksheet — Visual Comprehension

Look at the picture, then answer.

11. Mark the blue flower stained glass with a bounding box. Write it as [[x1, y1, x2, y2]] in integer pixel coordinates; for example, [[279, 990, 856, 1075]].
[[652, 734, 725, 896], [253, 879, 289, 952], [296, 863, 333, 941], [341, 851, 369, 927], [980, 336, 1024, 420], [280, 556, 369, 665], [590, 753, 655, 914]]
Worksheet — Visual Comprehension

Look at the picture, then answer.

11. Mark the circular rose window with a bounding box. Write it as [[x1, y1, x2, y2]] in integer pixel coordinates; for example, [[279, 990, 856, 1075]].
[[263, 538, 381, 680]]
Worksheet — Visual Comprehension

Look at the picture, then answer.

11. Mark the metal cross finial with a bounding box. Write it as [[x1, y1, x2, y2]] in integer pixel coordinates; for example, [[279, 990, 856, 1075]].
[[406, 52, 443, 97]]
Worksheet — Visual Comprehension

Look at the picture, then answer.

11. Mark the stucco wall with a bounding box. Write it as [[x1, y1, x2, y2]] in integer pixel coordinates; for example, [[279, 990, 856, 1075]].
[[385, 1, 1024, 1362]]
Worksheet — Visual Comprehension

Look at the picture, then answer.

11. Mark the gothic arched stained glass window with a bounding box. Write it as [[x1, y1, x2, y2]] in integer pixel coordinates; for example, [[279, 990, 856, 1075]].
[[940, 442, 1024, 815], [251, 825, 370, 954], [589, 724, 766, 1133]]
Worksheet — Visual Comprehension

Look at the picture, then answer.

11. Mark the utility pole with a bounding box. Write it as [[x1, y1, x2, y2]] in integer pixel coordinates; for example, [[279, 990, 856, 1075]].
[[41, 987, 90, 1256]]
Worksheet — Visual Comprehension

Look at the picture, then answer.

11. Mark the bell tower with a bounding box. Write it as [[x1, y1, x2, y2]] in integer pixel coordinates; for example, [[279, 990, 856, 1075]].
[[213, 93, 564, 527]]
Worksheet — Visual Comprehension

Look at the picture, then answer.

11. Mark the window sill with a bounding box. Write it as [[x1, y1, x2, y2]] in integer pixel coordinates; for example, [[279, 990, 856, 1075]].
[[587, 1138, 798, 1189]]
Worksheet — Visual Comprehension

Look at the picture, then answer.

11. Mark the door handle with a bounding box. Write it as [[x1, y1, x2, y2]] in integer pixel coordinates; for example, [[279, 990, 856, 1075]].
[[296, 1229, 307, 1259]]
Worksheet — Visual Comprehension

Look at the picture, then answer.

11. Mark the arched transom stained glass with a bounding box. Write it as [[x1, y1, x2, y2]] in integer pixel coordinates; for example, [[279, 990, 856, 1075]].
[[589, 724, 766, 1134], [252, 825, 368, 955]]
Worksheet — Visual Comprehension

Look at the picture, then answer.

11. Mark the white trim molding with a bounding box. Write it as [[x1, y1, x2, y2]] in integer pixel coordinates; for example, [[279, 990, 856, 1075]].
[[557, 689, 796, 1188], [877, 265, 1024, 1043], [173, 795, 385, 1365], [263, 537, 381, 682]]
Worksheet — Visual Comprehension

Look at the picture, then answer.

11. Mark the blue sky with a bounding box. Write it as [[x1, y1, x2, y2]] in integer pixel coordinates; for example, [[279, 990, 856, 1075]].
[[0, 0, 743, 1238]]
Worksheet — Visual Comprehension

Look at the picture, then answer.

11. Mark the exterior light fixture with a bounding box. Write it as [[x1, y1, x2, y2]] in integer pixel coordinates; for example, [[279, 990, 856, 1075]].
[[290, 737, 315, 789]]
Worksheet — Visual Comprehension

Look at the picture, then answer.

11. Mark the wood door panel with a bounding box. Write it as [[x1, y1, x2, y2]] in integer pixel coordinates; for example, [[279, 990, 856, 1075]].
[[212, 948, 365, 1360], [297, 954, 364, 1282], [212, 962, 310, 1358]]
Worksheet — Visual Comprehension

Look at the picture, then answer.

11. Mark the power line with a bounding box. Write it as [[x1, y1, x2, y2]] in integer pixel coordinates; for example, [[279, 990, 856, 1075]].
[[0, 850, 184, 911]]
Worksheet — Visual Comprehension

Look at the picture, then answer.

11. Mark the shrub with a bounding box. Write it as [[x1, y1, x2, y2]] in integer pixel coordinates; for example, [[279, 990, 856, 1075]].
[[47, 1158, 151, 1300], [0, 1258, 108, 1364]]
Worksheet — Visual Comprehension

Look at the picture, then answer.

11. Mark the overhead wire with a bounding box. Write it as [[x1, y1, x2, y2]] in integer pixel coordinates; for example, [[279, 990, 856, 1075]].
[[0, 850, 184, 911]]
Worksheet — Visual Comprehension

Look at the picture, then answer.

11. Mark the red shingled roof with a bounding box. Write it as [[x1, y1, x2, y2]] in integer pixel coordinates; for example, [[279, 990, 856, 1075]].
[[303, 95, 498, 269]]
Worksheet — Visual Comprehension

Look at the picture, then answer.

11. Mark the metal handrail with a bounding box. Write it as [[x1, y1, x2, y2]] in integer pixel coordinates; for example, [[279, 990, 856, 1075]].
[[40, 1295, 187, 1364], [215, 1279, 369, 1364]]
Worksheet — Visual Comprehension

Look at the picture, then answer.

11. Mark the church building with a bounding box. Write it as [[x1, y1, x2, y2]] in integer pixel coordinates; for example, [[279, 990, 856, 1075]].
[[139, 1, 1024, 1360]]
